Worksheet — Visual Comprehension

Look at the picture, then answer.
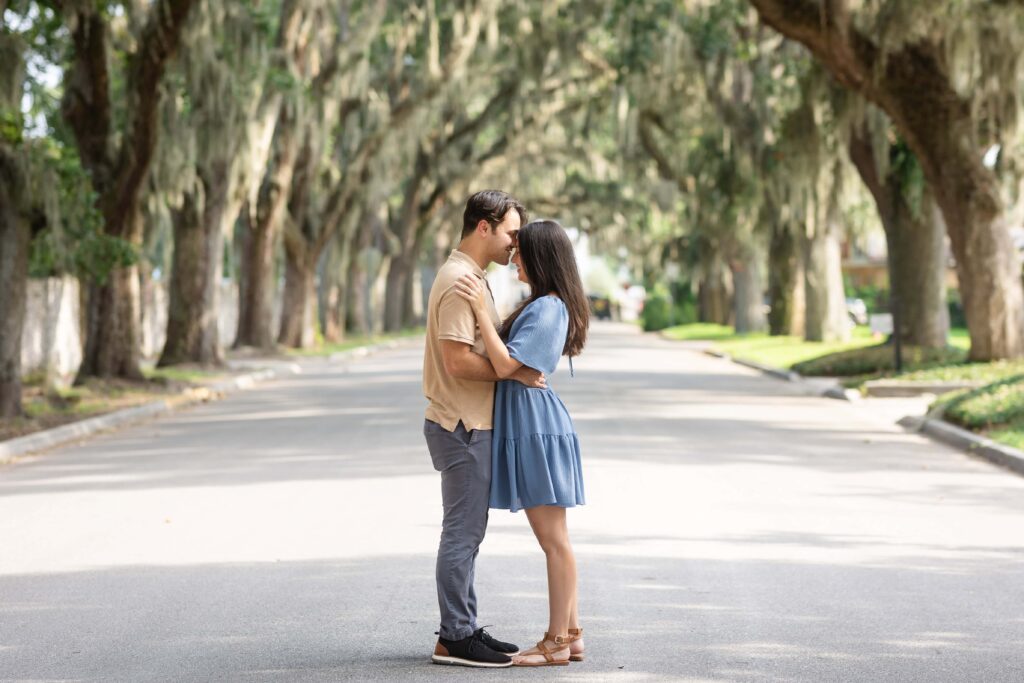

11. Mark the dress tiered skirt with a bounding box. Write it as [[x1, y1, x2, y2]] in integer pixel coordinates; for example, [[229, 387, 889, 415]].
[[489, 380, 585, 513]]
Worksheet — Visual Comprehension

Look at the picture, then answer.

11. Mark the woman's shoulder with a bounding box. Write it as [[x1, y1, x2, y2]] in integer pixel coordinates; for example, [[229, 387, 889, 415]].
[[532, 294, 567, 309], [520, 297, 567, 335], [523, 295, 567, 317]]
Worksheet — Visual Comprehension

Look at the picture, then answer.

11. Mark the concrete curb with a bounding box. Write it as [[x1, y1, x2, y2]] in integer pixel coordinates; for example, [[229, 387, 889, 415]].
[[0, 362, 303, 465], [898, 414, 1024, 477], [703, 349, 859, 402], [864, 379, 982, 397]]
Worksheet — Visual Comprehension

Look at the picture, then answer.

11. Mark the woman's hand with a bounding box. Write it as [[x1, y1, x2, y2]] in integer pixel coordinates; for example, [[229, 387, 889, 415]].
[[453, 274, 488, 315]]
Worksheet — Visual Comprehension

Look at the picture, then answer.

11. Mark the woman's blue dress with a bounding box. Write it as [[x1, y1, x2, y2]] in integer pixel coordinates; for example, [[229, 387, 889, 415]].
[[490, 296, 585, 513]]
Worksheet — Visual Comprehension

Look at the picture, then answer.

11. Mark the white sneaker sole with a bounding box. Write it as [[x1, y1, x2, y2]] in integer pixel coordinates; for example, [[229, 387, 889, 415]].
[[431, 654, 513, 668]]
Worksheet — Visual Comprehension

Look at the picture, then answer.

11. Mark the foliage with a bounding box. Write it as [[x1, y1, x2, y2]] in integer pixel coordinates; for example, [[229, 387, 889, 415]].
[[935, 375, 1024, 430], [4, 0, 137, 284], [26, 138, 135, 282], [845, 281, 889, 314], [4, 0, 1022, 365], [792, 344, 967, 377], [946, 289, 968, 329], [640, 281, 698, 331], [896, 359, 1024, 384], [640, 293, 673, 331], [888, 138, 926, 220]]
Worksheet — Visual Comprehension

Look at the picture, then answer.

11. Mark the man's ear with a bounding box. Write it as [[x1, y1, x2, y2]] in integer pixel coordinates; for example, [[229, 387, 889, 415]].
[[476, 219, 491, 236]]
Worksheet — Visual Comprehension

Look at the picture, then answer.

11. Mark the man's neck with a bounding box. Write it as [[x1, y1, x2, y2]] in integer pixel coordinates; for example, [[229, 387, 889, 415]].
[[456, 240, 489, 271]]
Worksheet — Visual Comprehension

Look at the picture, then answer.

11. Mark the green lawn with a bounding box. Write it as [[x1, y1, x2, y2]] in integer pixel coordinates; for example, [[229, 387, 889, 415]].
[[932, 375, 1024, 452], [663, 324, 885, 368], [894, 359, 1024, 383], [662, 322, 1024, 452], [661, 323, 981, 378], [661, 323, 736, 342], [6, 376, 203, 443], [144, 366, 228, 384], [989, 421, 1024, 450], [714, 327, 884, 369]]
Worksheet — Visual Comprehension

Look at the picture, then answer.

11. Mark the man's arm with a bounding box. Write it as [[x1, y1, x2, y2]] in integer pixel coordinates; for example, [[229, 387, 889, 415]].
[[441, 341, 546, 387]]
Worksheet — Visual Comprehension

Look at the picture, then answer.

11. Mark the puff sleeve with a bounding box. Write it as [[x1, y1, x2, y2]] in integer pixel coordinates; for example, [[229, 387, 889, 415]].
[[505, 297, 569, 375]]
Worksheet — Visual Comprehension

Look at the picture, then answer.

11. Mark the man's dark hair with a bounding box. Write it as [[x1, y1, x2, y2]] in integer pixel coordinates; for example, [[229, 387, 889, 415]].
[[461, 190, 527, 240]]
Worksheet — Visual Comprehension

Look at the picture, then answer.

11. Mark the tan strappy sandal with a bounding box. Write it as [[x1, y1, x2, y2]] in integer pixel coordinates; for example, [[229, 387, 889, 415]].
[[568, 627, 585, 662], [512, 632, 570, 667]]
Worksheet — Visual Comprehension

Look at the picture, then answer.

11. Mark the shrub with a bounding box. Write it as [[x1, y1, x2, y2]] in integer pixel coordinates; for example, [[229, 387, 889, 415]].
[[847, 283, 889, 314], [937, 374, 1024, 429], [793, 344, 966, 377], [641, 294, 672, 331]]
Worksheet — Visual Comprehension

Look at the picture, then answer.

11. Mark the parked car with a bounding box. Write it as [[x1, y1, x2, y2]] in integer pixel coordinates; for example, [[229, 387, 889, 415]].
[[588, 295, 613, 320]]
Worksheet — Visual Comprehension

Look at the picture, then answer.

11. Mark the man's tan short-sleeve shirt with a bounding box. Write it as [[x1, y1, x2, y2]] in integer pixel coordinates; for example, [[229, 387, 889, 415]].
[[423, 250, 501, 432]]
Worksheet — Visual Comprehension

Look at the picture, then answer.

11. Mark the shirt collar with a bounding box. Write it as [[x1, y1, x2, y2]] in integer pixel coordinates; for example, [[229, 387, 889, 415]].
[[449, 249, 486, 278]]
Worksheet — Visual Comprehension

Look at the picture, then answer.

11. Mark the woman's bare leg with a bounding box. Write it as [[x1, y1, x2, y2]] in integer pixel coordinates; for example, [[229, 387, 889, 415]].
[[569, 586, 584, 657], [513, 505, 576, 664]]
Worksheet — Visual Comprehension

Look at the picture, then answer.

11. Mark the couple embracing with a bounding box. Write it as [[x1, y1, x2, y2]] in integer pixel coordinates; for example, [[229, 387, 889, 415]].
[[422, 190, 589, 668]]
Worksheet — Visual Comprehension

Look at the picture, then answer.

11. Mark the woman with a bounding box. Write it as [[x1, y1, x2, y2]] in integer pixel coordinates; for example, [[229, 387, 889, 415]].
[[454, 219, 589, 667]]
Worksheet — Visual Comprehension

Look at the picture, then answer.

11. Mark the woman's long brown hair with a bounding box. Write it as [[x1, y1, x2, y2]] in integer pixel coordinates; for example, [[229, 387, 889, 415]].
[[499, 220, 589, 357]]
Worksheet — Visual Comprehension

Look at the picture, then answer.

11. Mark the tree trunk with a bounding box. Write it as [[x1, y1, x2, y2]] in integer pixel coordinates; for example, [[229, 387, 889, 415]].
[[62, 0, 197, 382], [800, 156, 850, 343], [748, 0, 1024, 360], [0, 156, 29, 417], [768, 216, 802, 336], [234, 203, 279, 349], [0, 33, 28, 417], [848, 127, 949, 348], [732, 242, 767, 334], [698, 257, 733, 326], [888, 197, 949, 347], [382, 147, 431, 333], [77, 262, 145, 381], [278, 240, 317, 348], [403, 256, 421, 329], [321, 205, 365, 342], [234, 107, 300, 349], [319, 236, 345, 343], [347, 254, 370, 338], [404, 219, 438, 328], [700, 272, 733, 325], [384, 253, 415, 333], [802, 200, 849, 343], [159, 174, 227, 367]]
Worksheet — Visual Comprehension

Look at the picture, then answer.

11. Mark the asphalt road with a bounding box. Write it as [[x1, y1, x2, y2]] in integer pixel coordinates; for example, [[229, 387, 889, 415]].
[[1, 322, 1022, 682]]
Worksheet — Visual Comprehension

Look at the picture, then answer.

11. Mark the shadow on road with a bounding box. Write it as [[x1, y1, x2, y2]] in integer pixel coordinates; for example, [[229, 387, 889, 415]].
[[1, 550, 1021, 681]]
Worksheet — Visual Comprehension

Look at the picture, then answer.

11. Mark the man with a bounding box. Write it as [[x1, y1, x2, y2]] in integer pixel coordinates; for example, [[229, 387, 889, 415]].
[[423, 190, 545, 668]]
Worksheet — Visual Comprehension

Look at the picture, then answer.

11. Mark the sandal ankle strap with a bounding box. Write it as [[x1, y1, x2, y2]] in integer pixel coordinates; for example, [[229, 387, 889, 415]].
[[534, 633, 570, 661]]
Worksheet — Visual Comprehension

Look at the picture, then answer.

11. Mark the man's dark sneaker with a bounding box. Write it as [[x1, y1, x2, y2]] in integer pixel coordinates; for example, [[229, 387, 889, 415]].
[[432, 633, 512, 668], [474, 627, 519, 655]]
